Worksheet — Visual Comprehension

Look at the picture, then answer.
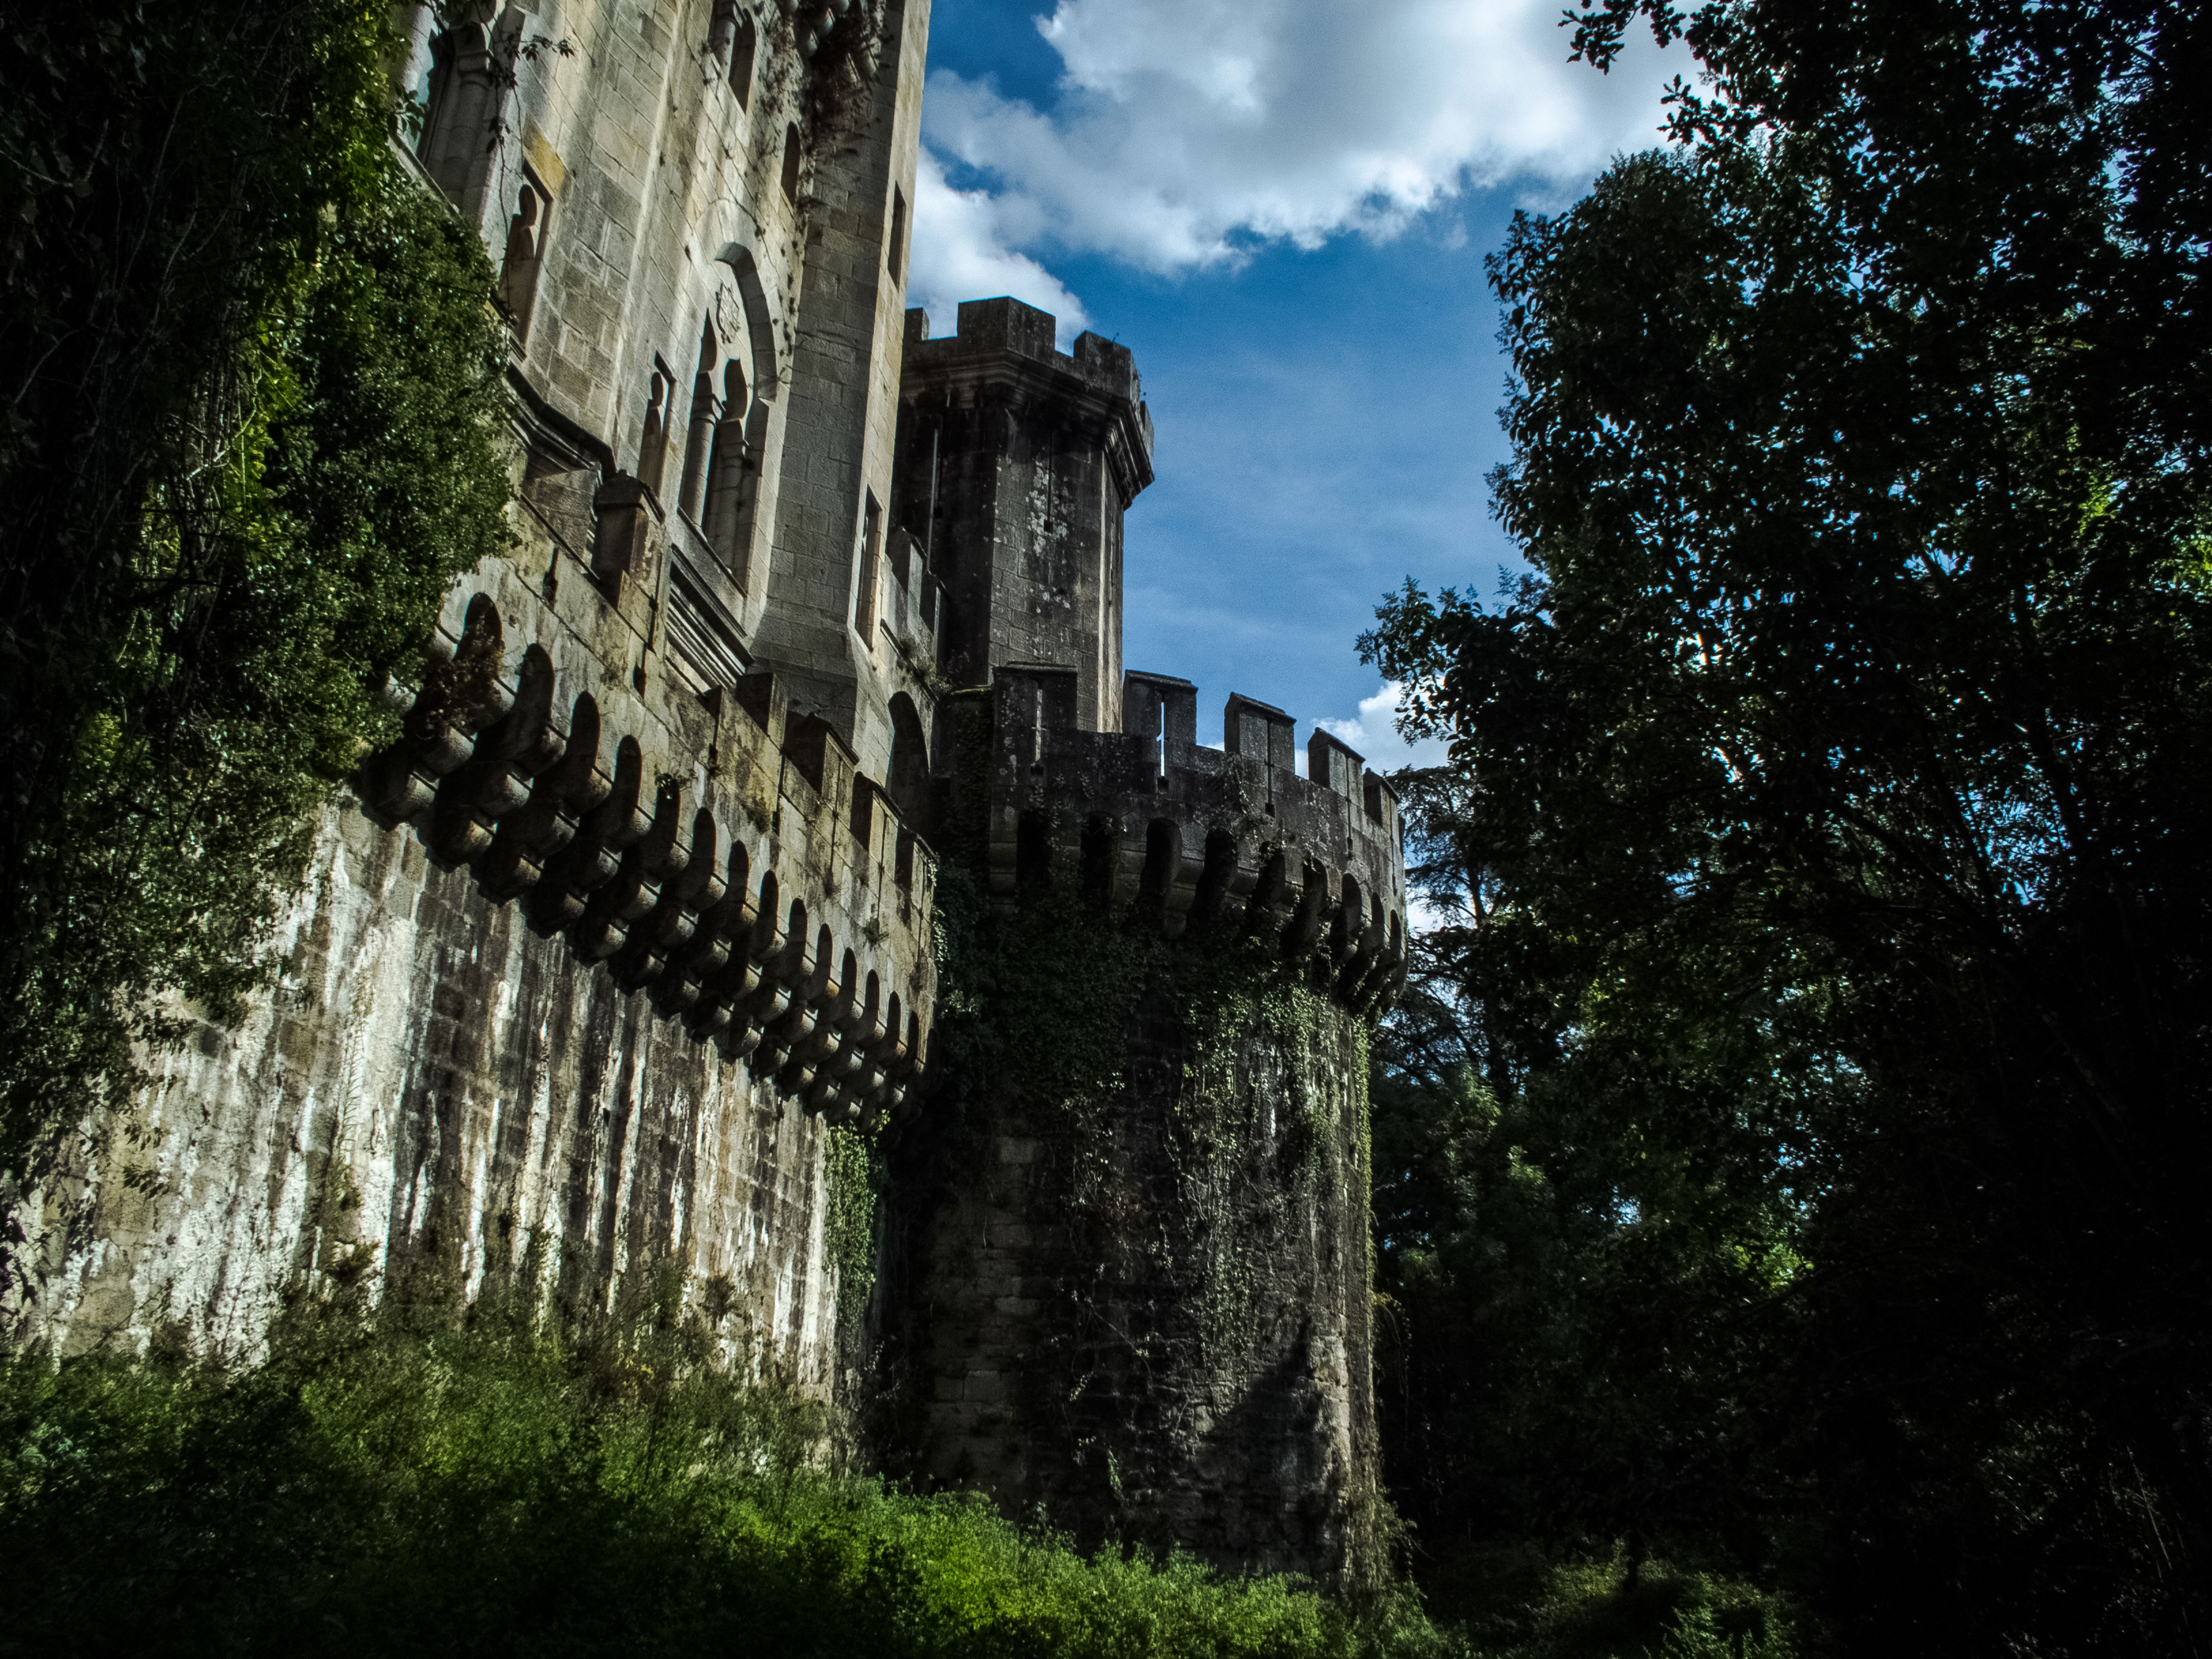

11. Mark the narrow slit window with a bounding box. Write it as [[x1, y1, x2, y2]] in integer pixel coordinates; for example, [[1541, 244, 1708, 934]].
[[855, 494, 883, 640], [639, 361, 674, 495], [886, 186, 907, 282], [780, 124, 801, 204], [732, 12, 756, 108]]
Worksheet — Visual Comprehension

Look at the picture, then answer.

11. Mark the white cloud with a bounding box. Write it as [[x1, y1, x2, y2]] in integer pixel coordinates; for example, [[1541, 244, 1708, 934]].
[[913, 0, 1687, 282], [1319, 681, 1450, 774], [906, 150, 1091, 345]]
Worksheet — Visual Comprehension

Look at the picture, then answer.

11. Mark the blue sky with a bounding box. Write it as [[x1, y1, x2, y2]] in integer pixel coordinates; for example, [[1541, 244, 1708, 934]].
[[907, 0, 1687, 764]]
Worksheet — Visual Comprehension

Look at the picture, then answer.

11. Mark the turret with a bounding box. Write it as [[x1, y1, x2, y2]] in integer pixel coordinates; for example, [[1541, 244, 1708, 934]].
[[893, 299, 1155, 733]]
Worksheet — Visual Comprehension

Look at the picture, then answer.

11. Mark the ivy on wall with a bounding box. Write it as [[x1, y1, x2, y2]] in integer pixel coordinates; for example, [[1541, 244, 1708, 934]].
[[924, 855, 1371, 1359], [927, 859, 1358, 1155], [821, 1123, 883, 1337], [905, 855, 1394, 1589], [0, 0, 514, 1297]]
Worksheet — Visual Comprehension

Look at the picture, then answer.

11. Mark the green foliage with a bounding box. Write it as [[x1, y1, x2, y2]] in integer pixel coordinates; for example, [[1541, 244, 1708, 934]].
[[824, 1123, 885, 1332], [0, 0, 513, 1291], [1364, 1, 2212, 1651], [928, 862, 1345, 1140], [0, 1298, 1455, 1659], [927, 860, 1364, 1327], [928, 863, 1155, 1130], [1414, 1541, 1796, 1659]]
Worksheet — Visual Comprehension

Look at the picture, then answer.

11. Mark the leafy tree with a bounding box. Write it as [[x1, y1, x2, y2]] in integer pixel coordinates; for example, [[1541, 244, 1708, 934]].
[[1373, 757, 1815, 1584], [0, 1, 513, 1296], [1366, 2, 2212, 1649]]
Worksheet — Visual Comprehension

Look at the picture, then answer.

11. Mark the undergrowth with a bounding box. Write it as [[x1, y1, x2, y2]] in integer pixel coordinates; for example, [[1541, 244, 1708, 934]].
[[0, 1286, 1794, 1658]]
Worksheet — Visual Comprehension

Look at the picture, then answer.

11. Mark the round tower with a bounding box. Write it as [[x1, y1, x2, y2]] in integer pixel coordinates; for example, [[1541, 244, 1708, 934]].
[[878, 304, 1407, 1583]]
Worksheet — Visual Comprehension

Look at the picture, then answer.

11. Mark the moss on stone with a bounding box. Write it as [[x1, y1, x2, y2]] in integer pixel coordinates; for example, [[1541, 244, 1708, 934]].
[[888, 861, 1388, 1586]]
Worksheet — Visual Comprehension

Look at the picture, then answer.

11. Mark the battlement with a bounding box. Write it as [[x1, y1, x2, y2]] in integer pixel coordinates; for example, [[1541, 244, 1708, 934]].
[[960, 662, 1407, 1014], [358, 567, 935, 1130], [902, 299, 1155, 486]]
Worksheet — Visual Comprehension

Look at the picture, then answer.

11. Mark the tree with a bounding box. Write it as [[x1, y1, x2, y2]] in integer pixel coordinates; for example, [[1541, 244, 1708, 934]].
[[1365, 3, 2212, 1648]]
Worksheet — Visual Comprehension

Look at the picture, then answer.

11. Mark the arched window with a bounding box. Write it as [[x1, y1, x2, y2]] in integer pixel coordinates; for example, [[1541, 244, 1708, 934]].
[[703, 360, 751, 577], [708, 2, 757, 108], [638, 365, 672, 494], [732, 12, 757, 108], [678, 315, 719, 523], [887, 693, 929, 823], [413, 11, 520, 220]]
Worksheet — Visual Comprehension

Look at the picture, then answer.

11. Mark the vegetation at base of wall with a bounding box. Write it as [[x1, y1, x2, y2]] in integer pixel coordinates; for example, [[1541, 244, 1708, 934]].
[[0, 1287, 1792, 1659], [1420, 1542, 1799, 1659], [0, 0, 514, 1296]]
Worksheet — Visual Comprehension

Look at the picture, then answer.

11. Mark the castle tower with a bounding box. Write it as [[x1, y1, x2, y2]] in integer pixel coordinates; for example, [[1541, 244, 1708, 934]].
[[892, 299, 1155, 732], [877, 305, 1407, 1587]]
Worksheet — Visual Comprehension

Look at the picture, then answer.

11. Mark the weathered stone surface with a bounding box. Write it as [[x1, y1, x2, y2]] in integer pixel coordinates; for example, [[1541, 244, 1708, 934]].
[[894, 298, 1155, 732], [872, 656, 1402, 1588], [885, 994, 1382, 1579], [13, 0, 1406, 1589]]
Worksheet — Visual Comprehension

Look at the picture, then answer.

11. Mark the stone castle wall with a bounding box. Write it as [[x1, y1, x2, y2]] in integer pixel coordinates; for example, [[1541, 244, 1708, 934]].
[[30, 553, 936, 1374], [11, 0, 1409, 1587], [22, 0, 942, 1368], [882, 968, 1382, 1584]]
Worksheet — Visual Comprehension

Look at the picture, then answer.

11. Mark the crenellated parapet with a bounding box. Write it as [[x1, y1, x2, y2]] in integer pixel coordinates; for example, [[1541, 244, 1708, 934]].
[[960, 661, 1408, 1016], [358, 567, 936, 1131]]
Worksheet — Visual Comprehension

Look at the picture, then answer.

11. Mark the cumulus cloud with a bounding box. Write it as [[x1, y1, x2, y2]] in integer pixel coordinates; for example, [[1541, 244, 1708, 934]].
[[913, 0, 1686, 280], [905, 150, 1092, 344], [1318, 681, 1451, 774]]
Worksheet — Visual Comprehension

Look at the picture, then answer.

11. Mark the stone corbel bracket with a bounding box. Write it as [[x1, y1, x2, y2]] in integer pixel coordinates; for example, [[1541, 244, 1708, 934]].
[[359, 582, 935, 1129], [978, 662, 1410, 1017]]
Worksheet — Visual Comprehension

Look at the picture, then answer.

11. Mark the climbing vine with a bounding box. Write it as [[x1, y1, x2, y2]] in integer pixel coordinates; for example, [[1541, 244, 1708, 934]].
[[820, 1122, 882, 1336], [914, 848, 1390, 1585], [0, 0, 514, 1298], [926, 852, 1370, 1349]]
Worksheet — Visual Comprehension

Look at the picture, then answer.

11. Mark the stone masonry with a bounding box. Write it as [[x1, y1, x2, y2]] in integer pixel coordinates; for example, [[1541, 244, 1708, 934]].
[[893, 299, 1154, 732], [15, 0, 1408, 1587]]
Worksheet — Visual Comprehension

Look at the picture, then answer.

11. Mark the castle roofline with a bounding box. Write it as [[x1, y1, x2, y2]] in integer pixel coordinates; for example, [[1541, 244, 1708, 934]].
[[902, 299, 1156, 500]]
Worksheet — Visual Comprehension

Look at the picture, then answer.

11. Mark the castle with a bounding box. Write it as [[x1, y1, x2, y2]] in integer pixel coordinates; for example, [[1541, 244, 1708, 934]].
[[24, 0, 1408, 1582]]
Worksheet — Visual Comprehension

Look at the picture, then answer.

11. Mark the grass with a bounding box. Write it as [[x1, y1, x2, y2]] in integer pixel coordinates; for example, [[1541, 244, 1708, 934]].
[[0, 1283, 1795, 1658]]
